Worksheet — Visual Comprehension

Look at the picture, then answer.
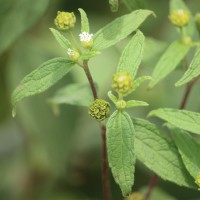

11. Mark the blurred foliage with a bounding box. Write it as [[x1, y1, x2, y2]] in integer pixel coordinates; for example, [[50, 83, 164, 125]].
[[0, 0, 200, 200]]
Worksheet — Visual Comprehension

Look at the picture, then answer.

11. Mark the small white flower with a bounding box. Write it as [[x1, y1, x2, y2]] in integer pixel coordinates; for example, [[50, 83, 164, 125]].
[[67, 48, 75, 55], [79, 32, 94, 43]]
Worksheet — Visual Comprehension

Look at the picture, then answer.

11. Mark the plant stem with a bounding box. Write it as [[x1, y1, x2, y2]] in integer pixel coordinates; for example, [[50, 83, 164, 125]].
[[83, 60, 111, 200], [145, 174, 158, 200], [69, 31, 82, 53]]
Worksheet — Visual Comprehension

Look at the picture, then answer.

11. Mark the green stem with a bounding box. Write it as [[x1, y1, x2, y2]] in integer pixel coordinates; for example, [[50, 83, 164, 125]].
[[69, 31, 82, 53]]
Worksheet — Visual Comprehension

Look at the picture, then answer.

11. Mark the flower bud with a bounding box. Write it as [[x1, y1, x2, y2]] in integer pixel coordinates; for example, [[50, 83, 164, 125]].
[[195, 174, 200, 188], [89, 99, 110, 121], [67, 48, 80, 62], [116, 100, 126, 110], [125, 192, 145, 200], [195, 13, 200, 33], [79, 32, 94, 49], [54, 11, 76, 31], [169, 9, 189, 27], [112, 72, 133, 96]]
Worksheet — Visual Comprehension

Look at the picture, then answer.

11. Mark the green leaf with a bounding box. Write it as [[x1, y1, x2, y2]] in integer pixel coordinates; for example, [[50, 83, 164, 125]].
[[48, 83, 93, 107], [49, 28, 72, 51], [78, 8, 90, 33], [126, 100, 148, 108], [12, 58, 75, 106], [117, 30, 145, 79], [109, 0, 119, 12], [0, 0, 49, 55], [93, 9, 154, 50], [132, 76, 151, 91], [170, 0, 196, 37], [169, 125, 200, 180], [133, 118, 196, 188], [122, 0, 146, 11], [148, 41, 190, 89], [108, 91, 118, 104], [80, 50, 100, 60], [176, 48, 200, 86], [148, 108, 200, 135], [106, 110, 136, 196]]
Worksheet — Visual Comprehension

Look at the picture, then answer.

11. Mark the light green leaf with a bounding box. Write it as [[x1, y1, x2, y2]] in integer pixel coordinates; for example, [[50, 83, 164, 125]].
[[12, 58, 75, 106], [80, 50, 100, 60], [106, 110, 136, 196], [148, 41, 190, 89], [117, 30, 145, 79], [78, 8, 89, 33], [48, 83, 93, 107], [169, 125, 200, 180], [148, 108, 200, 135], [93, 9, 154, 50], [108, 91, 118, 104], [170, 0, 196, 37], [176, 48, 200, 86], [49, 28, 72, 51], [109, 0, 119, 12], [122, 0, 146, 11], [126, 100, 148, 108], [133, 118, 196, 188], [0, 0, 49, 55], [132, 76, 151, 91]]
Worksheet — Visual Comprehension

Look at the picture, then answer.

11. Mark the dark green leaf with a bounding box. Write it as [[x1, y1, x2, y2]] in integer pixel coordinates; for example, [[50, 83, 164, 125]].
[[106, 110, 136, 196], [12, 58, 75, 106], [122, 0, 146, 11], [148, 108, 200, 135]]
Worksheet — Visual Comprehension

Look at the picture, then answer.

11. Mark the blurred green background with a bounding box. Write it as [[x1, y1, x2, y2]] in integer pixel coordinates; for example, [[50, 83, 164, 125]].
[[0, 0, 200, 199]]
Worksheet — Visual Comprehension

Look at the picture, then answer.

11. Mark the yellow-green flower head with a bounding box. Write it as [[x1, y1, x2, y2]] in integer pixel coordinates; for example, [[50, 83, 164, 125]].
[[79, 32, 94, 49], [125, 192, 145, 200], [54, 11, 76, 31], [112, 72, 133, 96], [169, 9, 189, 27], [195, 174, 200, 188], [88, 99, 110, 121], [67, 48, 80, 62]]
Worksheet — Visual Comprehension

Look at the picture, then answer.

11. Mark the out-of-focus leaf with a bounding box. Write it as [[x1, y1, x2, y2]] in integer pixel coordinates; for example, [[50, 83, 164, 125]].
[[170, 0, 196, 37], [93, 9, 154, 50], [148, 41, 190, 89], [12, 58, 75, 107], [126, 100, 148, 108], [0, 0, 49, 55], [176, 48, 200, 86], [122, 0, 146, 11], [132, 76, 151, 91], [109, 0, 119, 12], [149, 108, 200, 135], [133, 118, 196, 188], [107, 110, 136, 196], [117, 30, 145, 79], [78, 8, 90, 33], [48, 83, 93, 107]]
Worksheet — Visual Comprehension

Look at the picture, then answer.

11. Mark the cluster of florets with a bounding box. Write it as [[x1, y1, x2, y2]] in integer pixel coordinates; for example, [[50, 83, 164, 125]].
[[79, 32, 94, 49], [169, 9, 189, 27], [88, 99, 110, 121], [67, 48, 80, 62], [195, 174, 200, 188]]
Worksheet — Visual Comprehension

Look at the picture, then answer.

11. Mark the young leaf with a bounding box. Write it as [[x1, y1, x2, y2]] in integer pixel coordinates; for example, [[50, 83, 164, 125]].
[[49, 28, 72, 51], [169, 125, 200, 180], [78, 8, 90, 33], [148, 41, 190, 89], [176, 48, 200, 86], [108, 91, 118, 104], [122, 0, 146, 11], [117, 30, 145, 79], [106, 110, 136, 196], [12, 58, 75, 107], [148, 108, 200, 135], [126, 100, 148, 108], [93, 9, 154, 50], [108, 0, 119, 12], [133, 118, 196, 188], [170, 0, 196, 37], [80, 50, 100, 60], [132, 76, 151, 91], [48, 83, 94, 107]]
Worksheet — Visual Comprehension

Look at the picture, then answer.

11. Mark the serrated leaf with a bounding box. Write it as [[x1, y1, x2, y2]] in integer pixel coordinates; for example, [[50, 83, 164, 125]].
[[78, 8, 89, 33], [12, 58, 75, 106], [169, 125, 200, 180], [176, 48, 200, 86], [117, 30, 145, 79], [80, 50, 100, 60], [132, 76, 151, 91], [149, 108, 200, 135], [122, 0, 146, 11], [126, 100, 148, 108], [106, 110, 136, 196], [48, 83, 93, 107], [109, 0, 119, 12], [170, 0, 196, 37], [148, 41, 190, 89], [93, 9, 154, 50], [49, 28, 72, 51], [133, 118, 196, 188]]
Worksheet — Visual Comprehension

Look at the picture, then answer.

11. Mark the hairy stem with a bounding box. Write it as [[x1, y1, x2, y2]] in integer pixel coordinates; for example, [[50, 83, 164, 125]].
[[83, 60, 111, 200]]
